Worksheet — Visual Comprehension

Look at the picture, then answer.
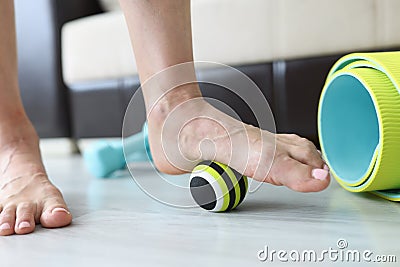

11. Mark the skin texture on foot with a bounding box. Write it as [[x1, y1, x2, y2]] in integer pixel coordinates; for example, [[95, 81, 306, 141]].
[[147, 95, 330, 193], [0, 121, 72, 236]]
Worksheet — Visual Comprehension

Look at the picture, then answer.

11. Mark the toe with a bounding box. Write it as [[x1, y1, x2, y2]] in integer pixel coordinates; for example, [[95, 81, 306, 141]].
[[289, 141, 325, 169], [0, 206, 16, 236], [40, 197, 72, 228], [15, 202, 36, 235], [272, 156, 330, 193], [40, 207, 72, 229]]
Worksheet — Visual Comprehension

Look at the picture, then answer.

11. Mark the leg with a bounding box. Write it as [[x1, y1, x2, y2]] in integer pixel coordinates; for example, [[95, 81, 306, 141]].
[[0, 0, 71, 236], [120, 0, 330, 192]]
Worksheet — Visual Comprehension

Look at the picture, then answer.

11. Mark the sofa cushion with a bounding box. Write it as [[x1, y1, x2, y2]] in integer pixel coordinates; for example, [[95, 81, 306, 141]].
[[62, 11, 134, 84], [62, 0, 400, 84]]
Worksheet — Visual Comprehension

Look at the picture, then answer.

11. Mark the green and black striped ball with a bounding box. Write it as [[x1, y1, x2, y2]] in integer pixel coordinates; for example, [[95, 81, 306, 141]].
[[189, 160, 248, 212]]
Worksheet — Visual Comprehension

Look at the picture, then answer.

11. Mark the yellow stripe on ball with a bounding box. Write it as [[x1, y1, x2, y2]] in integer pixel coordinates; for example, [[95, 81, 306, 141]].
[[190, 160, 248, 212]]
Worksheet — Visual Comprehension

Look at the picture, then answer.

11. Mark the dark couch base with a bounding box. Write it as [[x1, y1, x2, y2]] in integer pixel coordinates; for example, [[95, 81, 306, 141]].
[[69, 48, 399, 146], [69, 63, 274, 139], [66, 54, 347, 145]]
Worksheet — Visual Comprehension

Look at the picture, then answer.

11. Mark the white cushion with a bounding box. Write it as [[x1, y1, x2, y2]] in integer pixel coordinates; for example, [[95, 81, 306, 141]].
[[62, 11, 135, 84], [62, 0, 400, 84]]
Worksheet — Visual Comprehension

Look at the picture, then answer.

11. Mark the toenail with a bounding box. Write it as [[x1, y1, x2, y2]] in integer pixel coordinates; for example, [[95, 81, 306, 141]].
[[0, 223, 11, 230], [323, 164, 330, 171], [52, 208, 70, 215], [312, 169, 329, 180], [18, 221, 31, 229]]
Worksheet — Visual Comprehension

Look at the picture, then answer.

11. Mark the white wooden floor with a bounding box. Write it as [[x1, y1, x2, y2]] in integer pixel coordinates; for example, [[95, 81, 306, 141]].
[[0, 153, 399, 267]]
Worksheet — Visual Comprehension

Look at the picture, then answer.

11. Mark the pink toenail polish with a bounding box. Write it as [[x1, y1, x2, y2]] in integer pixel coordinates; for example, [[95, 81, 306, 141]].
[[323, 164, 330, 171], [0, 223, 11, 230], [312, 169, 329, 180], [52, 208, 71, 215], [19, 221, 31, 229]]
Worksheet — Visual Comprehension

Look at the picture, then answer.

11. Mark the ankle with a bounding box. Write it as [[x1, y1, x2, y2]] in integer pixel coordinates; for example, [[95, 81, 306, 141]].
[[0, 104, 28, 126], [147, 83, 203, 125], [0, 114, 39, 149]]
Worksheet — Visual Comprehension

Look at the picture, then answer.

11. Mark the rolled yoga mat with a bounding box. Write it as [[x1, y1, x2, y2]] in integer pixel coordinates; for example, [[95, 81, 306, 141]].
[[318, 52, 400, 201]]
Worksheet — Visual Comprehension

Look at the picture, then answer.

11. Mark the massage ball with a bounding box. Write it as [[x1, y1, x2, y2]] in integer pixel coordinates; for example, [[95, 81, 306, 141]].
[[189, 160, 248, 212]]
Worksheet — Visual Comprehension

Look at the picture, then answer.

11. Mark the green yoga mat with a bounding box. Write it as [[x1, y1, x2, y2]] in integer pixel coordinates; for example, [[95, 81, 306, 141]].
[[318, 52, 400, 201]]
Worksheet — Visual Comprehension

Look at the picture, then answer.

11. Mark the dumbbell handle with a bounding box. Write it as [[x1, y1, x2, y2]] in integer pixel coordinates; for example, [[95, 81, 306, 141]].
[[83, 123, 152, 178], [124, 125, 152, 162]]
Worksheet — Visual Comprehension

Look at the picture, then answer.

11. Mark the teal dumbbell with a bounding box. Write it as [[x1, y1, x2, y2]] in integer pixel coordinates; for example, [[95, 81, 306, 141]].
[[83, 123, 152, 178]]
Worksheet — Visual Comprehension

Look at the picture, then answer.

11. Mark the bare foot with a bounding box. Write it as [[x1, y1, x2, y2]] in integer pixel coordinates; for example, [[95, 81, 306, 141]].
[[0, 118, 72, 236], [147, 88, 330, 193]]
